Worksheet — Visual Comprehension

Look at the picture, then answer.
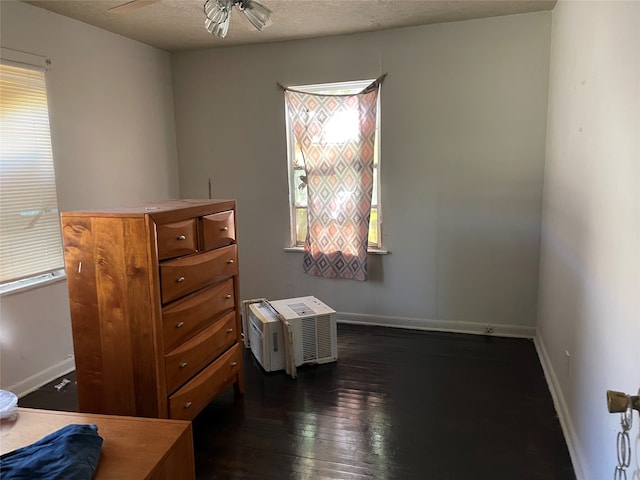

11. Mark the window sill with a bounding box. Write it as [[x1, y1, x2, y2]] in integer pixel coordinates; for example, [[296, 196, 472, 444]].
[[284, 247, 390, 255], [0, 269, 67, 297]]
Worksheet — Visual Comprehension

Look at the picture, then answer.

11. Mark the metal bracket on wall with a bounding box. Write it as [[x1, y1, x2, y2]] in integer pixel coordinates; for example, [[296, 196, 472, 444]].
[[608, 389, 640, 414]]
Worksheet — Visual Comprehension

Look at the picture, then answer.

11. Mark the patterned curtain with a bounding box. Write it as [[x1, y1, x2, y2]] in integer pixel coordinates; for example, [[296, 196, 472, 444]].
[[284, 78, 382, 281]]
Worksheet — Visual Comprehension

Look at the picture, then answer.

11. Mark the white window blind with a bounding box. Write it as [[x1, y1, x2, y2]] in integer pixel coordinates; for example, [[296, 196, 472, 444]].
[[0, 62, 64, 284]]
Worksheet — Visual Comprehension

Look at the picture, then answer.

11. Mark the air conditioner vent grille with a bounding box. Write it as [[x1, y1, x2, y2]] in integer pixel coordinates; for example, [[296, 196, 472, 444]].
[[301, 318, 317, 361], [315, 314, 333, 359]]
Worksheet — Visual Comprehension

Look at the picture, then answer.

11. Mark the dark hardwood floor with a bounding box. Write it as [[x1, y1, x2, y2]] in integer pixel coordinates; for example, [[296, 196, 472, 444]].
[[19, 323, 575, 479]]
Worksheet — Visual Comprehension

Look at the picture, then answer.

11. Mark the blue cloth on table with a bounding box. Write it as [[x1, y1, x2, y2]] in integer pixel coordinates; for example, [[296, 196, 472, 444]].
[[0, 423, 103, 479]]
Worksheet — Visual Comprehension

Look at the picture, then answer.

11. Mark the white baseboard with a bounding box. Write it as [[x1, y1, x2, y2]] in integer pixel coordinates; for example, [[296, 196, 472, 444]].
[[7, 357, 76, 399], [337, 312, 536, 338], [534, 334, 588, 480]]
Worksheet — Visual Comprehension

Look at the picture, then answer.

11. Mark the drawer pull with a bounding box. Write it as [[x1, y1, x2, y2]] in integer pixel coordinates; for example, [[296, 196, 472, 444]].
[[227, 328, 233, 333], [184, 401, 192, 409], [177, 235, 186, 240], [225, 294, 232, 299], [179, 362, 188, 369], [177, 276, 185, 283], [176, 321, 185, 328], [221, 226, 229, 231], [231, 361, 237, 367], [227, 259, 234, 264]]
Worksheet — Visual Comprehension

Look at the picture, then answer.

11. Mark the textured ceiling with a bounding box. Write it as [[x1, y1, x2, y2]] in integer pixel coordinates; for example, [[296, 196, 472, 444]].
[[23, 0, 556, 52]]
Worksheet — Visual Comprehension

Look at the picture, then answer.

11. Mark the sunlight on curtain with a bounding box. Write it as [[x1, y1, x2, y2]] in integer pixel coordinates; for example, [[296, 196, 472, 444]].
[[284, 79, 381, 281]]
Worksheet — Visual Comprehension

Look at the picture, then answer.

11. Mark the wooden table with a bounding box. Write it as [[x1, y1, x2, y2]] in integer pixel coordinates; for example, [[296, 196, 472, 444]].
[[0, 408, 195, 479]]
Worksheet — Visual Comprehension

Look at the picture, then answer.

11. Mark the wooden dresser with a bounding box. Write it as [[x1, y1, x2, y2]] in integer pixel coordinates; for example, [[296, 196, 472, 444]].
[[61, 199, 244, 420]]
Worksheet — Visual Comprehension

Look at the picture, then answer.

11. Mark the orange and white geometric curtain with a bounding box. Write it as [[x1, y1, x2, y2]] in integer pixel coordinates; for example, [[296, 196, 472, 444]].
[[284, 78, 382, 281]]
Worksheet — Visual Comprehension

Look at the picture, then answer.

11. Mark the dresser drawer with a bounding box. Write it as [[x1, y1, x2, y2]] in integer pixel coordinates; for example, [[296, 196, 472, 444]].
[[202, 211, 235, 251], [156, 219, 198, 260], [169, 343, 242, 420], [160, 245, 238, 304], [164, 311, 237, 394], [162, 279, 235, 351]]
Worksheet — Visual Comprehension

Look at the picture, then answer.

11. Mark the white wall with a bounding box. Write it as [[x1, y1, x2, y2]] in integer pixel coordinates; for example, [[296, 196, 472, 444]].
[[537, 1, 640, 479], [172, 12, 551, 337], [0, 1, 180, 395]]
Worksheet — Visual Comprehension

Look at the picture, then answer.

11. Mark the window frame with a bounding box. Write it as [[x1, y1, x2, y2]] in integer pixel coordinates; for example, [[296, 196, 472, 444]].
[[284, 79, 383, 251], [0, 49, 66, 295]]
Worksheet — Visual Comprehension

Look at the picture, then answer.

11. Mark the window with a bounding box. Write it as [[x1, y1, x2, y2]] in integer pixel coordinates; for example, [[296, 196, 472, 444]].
[[0, 54, 64, 292], [285, 79, 382, 250]]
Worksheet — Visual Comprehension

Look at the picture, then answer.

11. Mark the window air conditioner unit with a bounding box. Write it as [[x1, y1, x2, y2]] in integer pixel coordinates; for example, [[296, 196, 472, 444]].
[[245, 296, 337, 373]]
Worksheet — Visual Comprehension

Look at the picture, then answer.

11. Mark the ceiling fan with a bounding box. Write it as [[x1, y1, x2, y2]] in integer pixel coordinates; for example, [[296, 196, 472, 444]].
[[204, 0, 272, 38], [108, 0, 272, 39]]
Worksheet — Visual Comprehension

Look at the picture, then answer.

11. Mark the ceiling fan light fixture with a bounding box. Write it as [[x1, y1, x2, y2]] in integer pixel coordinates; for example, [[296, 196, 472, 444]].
[[203, 0, 272, 38], [238, 0, 272, 31], [204, 0, 233, 37], [205, 15, 231, 37], [204, 0, 232, 24]]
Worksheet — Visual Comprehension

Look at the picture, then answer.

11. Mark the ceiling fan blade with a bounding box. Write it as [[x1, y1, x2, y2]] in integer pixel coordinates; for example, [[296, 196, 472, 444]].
[[108, 0, 159, 14]]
